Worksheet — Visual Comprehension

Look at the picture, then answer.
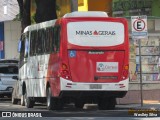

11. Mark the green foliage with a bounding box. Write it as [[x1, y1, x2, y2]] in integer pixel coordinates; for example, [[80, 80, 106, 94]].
[[13, 13, 21, 21], [31, 13, 36, 24]]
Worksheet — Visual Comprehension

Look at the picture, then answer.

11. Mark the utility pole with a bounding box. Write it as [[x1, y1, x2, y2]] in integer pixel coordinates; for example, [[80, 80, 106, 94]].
[[71, 0, 78, 12]]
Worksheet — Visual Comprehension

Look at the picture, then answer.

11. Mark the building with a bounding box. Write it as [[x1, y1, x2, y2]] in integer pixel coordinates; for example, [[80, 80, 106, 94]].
[[0, 0, 20, 59], [0, 21, 21, 59], [0, 0, 19, 22]]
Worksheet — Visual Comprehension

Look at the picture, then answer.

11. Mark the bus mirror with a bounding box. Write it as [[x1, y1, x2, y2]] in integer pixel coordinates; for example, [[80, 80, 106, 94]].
[[18, 40, 22, 53]]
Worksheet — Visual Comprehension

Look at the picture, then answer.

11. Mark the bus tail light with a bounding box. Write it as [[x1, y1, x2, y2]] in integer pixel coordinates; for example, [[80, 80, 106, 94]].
[[60, 63, 71, 80], [122, 65, 129, 80]]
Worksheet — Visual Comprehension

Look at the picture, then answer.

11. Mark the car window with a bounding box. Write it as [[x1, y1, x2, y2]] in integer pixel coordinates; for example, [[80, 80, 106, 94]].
[[0, 60, 18, 64], [0, 66, 18, 74]]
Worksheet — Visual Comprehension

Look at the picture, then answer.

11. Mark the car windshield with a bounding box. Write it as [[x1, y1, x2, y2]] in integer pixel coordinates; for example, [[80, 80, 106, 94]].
[[0, 66, 18, 74]]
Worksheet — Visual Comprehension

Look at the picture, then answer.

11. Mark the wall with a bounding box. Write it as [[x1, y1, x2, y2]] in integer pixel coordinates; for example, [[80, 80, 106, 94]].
[[4, 21, 21, 59], [0, 22, 4, 59], [78, 0, 88, 11]]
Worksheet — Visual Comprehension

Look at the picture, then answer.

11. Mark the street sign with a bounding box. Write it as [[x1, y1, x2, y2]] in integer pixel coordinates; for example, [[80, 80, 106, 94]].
[[131, 16, 148, 107], [131, 16, 148, 38]]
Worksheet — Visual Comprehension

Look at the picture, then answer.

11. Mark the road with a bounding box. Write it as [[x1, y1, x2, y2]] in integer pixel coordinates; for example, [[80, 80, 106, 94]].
[[0, 98, 160, 120]]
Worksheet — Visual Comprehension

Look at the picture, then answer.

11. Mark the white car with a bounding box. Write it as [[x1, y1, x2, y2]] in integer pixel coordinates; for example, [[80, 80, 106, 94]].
[[0, 59, 18, 98]]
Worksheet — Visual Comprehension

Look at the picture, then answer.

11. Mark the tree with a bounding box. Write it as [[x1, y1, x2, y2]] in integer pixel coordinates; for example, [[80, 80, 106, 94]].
[[17, 0, 31, 33], [17, 0, 57, 32], [35, 0, 57, 23], [71, 0, 78, 12]]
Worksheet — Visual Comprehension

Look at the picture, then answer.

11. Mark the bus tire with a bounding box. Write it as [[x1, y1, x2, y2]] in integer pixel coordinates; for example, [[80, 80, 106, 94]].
[[12, 97, 18, 104], [21, 95, 25, 106], [108, 98, 116, 110], [0, 95, 4, 98], [24, 90, 34, 108], [47, 87, 63, 110], [98, 98, 109, 110], [47, 87, 55, 110], [7, 95, 12, 98], [75, 100, 84, 109]]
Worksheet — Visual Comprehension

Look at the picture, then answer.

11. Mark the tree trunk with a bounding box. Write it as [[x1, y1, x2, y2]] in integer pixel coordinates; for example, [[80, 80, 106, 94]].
[[35, 0, 57, 23], [17, 0, 23, 20], [17, 0, 57, 32], [17, 0, 31, 33], [71, 0, 78, 12]]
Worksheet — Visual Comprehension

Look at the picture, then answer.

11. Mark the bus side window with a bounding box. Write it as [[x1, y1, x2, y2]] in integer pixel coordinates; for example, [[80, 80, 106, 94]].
[[24, 34, 29, 58], [45, 28, 51, 53], [54, 26, 60, 52], [30, 31, 37, 56], [32, 30, 38, 56], [53, 27, 56, 52], [41, 29, 46, 54], [49, 27, 54, 53], [19, 34, 25, 67], [48, 28, 52, 53], [37, 29, 43, 55]]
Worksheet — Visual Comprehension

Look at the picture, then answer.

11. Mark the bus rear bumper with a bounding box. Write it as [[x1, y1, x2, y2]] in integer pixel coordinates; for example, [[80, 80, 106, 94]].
[[60, 77, 129, 91], [60, 91, 127, 98]]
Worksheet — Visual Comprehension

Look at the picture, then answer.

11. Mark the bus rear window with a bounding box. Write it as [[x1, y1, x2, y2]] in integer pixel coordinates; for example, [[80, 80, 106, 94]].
[[67, 21, 125, 47]]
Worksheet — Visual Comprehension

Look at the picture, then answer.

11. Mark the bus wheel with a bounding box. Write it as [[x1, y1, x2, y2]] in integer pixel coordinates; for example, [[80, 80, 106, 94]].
[[21, 95, 25, 106], [0, 95, 4, 98], [7, 95, 12, 98], [12, 97, 18, 104], [75, 100, 84, 109], [98, 98, 109, 110], [24, 90, 34, 108], [108, 98, 116, 110], [47, 87, 55, 110], [47, 87, 63, 110]]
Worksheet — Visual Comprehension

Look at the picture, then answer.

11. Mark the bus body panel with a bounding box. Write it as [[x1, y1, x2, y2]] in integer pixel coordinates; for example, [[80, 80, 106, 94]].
[[60, 77, 129, 91], [25, 53, 61, 97], [18, 15, 129, 103], [57, 17, 129, 98], [47, 53, 61, 97], [68, 50, 125, 83]]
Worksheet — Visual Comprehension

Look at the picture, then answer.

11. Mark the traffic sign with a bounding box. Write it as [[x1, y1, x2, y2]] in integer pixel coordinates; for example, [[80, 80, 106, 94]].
[[131, 16, 148, 38]]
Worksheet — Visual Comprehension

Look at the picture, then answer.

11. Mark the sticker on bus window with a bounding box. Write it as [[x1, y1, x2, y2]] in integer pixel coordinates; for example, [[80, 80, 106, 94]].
[[69, 50, 76, 58]]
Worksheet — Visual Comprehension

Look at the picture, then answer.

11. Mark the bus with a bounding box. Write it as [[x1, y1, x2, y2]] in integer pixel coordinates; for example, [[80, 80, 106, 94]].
[[12, 11, 129, 110]]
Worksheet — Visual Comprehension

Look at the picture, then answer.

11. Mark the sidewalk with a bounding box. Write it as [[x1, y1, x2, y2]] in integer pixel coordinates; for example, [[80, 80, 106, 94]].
[[117, 102, 160, 110], [83, 102, 160, 110]]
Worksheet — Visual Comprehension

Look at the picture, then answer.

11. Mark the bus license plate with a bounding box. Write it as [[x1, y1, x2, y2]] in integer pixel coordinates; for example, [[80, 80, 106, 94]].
[[90, 84, 102, 89]]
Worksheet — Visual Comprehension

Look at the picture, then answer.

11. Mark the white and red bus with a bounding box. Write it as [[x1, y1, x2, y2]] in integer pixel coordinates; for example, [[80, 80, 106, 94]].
[[12, 11, 129, 110]]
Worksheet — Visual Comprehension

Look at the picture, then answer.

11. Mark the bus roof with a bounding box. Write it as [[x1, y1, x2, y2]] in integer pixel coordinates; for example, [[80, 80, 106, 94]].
[[63, 11, 108, 18], [23, 19, 56, 33]]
